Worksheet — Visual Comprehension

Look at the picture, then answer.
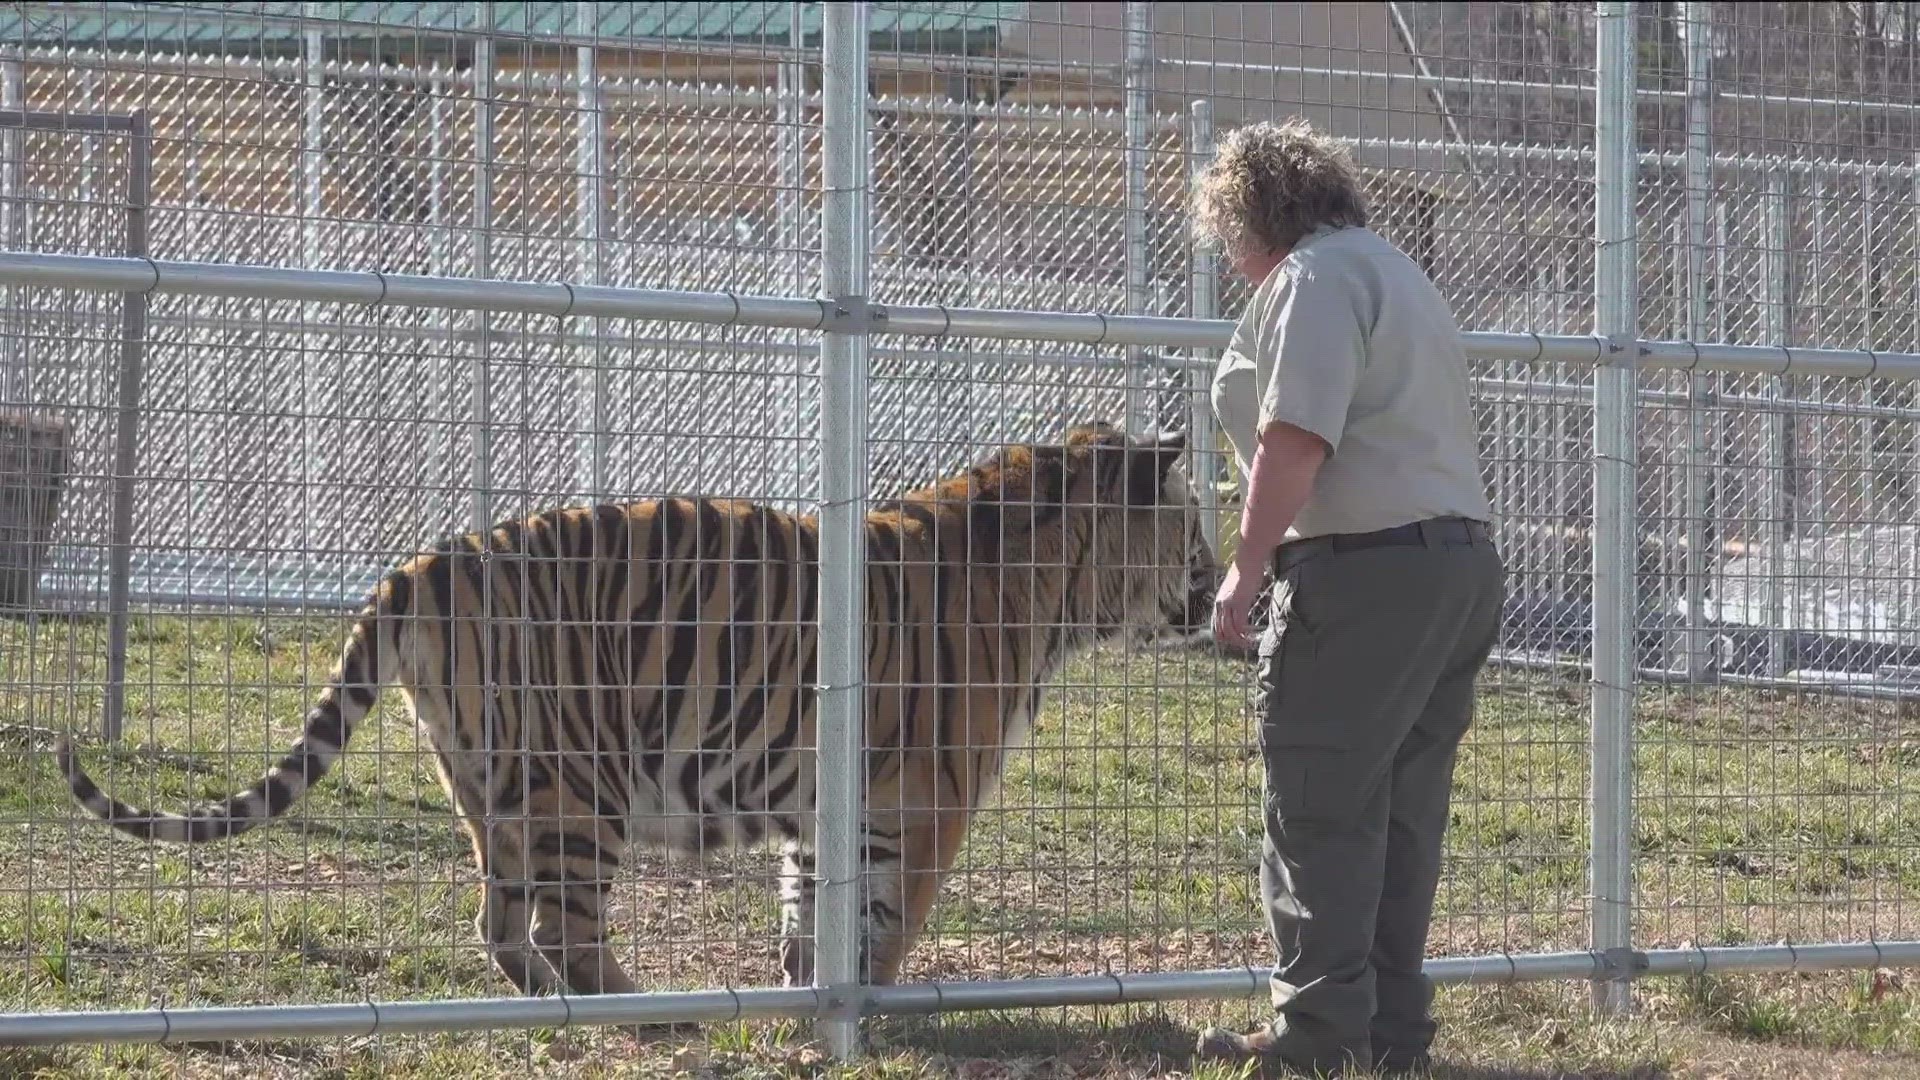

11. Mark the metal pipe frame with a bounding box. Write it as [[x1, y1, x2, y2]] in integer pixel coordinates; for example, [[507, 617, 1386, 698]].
[[101, 112, 150, 745], [12, 298, 1920, 423], [3, 940, 1916, 1048], [469, 26, 495, 535], [1590, 0, 1637, 1017], [1150, 58, 1920, 122], [1764, 172, 1793, 678], [1122, 0, 1152, 432], [1384, 0, 1472, 152], [1186, 99, 1220, 550], [574, 1, 610, 502], [1468, 376, 1920, 425], [816, 1, 871, 1060], [21, 3, 1920, 124], [1680, 0, 1713, 684], [11, 3, 1073, 80], [0, 42, 1897, 204], [0, 107, 162, 745], [1494, 650, 1920, 705], [298, 6, 323, 627], [777, 0, 810, 506], [9, 251, 1920, 380], [1341, 139, 1919, 184], [17, 42, 1920, 187], [0, 64, 18, 403]]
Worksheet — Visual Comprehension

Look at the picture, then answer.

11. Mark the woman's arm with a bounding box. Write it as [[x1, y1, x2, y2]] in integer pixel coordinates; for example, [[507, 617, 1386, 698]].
[[1211, 420, 1327, 650], [1236, 420, 1328, 573]]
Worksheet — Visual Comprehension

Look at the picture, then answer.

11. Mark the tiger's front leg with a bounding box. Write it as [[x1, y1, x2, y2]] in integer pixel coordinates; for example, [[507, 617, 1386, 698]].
[[776, 835, 904, 987], [778, 843, 815, 987], [855, 823, 918, 986], [860, 806, 977, 986]]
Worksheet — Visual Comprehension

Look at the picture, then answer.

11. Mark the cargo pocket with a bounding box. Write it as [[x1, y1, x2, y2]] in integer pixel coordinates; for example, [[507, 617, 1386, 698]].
[[1256, 558, 1362, 829], [1262, 562, 1318, 660], [1266, 745, 1362, 831], [1255, 563, 1317, 751]]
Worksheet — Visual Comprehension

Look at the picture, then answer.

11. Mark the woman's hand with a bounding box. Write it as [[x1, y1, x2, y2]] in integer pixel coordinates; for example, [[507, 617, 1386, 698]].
[[1211, 554, 1265, 652]]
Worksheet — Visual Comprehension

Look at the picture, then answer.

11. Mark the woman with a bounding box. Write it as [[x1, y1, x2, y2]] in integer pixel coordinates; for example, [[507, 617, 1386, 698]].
[[1192, 117, 1507, 1078]]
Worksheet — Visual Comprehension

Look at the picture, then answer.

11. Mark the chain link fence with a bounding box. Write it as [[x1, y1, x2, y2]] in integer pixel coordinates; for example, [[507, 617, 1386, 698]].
[[0, 0, 1916, 1069]]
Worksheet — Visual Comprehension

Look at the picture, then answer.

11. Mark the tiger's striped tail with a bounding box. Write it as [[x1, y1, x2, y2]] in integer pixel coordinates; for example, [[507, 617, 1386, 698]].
[[56, 596, 391, 845]]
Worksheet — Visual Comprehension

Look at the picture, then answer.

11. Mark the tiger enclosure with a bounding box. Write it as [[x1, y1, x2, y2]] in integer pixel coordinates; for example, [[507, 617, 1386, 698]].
[[3, 2, 1920, 1077]]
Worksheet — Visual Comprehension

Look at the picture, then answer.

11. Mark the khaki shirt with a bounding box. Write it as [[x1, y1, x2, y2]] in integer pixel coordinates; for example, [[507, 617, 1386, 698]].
[[1210, 225, 1491, 540]]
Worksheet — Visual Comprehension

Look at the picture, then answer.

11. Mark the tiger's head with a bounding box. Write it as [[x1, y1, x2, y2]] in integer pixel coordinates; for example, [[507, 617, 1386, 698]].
[[1068, 422, 1222, 644], [949, 421, 1221, 648]]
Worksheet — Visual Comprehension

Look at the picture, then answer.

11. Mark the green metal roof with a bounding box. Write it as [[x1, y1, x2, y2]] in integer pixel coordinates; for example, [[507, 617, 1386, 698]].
[[2, 3, 1024, 55]]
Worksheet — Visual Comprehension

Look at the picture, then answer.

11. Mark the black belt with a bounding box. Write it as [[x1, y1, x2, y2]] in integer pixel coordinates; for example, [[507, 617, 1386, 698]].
[[1272, 516, 1491, 574]]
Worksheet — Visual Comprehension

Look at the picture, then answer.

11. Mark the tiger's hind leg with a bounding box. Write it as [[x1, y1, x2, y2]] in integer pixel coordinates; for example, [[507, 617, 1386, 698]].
[[513, 804, 700, 1029], [485, 802, 635, 997], [477, 876, 556, 995], [450, 804, 557, 995], [427, 725, 558, 995], [484, 815, 695, 1038], [523, 844, 701, 1040]]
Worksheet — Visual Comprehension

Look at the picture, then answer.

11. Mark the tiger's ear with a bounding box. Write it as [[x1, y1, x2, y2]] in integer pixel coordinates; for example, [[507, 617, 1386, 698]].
[[1123, 429, 1187, 506]]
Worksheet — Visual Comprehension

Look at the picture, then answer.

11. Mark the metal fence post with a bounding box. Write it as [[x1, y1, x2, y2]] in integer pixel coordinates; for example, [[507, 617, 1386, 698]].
[[575, 2, 609, 501], [0, 59, 21, 402], [1804, 176, 1826, 533], [1763, 169, 1792, 678], [778, 0, 809, 511], [1123, 0, 1152, 432], [816, 0, 870, 1060], [470, 20, 495, 534], [1185, 99, 1219, 550], [1681, 0, 1713, 681], [300, 7, 323, 606], [302, 13, 323, 274], [101, 113, 151, 742], [1591, 0, 1639, 1017]]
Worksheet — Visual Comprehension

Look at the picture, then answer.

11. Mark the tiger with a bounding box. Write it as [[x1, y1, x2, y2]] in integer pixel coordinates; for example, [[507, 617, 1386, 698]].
[[56, 421, 1220, 1000]]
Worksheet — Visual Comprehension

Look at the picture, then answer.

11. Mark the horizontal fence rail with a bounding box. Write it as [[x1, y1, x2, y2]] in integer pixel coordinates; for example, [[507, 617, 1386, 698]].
[[10, 252, 1920, 379], [7, 941, 1920, 1048]]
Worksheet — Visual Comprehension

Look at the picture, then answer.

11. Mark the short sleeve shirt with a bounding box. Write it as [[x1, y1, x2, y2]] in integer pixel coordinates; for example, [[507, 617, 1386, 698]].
[[1210, 225, 1492, 540]]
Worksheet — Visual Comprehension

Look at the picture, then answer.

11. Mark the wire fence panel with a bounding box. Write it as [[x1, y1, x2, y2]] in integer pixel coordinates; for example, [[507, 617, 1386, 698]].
[[5, 14, 839, 608], [1621, 1, 1920, 975], [0, 6, 842, 1068], [4, 0, 1920, 1069]]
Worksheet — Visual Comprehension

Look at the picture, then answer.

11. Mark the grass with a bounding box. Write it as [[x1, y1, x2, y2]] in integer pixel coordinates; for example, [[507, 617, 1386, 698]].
[[0, 609, 1919, 1076]]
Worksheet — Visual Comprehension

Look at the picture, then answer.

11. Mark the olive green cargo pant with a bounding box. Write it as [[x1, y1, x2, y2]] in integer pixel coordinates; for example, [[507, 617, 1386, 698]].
[[1253, 518, 1506, 1074]]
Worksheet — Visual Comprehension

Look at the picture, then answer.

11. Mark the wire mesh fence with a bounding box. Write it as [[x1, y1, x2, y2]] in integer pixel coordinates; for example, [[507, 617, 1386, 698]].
[[0, 0, 1916, 1070]]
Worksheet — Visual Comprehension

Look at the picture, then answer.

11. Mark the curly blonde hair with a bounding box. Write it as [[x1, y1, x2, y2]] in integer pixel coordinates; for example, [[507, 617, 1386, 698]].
[[1192, 116, 1370, 259]]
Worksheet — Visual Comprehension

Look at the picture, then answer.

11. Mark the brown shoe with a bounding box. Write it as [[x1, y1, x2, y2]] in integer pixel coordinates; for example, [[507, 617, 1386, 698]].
[[1194, 1024, 1366, 1078]]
